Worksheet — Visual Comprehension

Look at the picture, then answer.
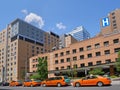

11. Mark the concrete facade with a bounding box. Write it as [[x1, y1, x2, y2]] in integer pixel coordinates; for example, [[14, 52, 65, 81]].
[[29, 9, 120, 77], [29, 32, 120, 77], [66, 26, 90, 41], [0, 19, 59, 82]]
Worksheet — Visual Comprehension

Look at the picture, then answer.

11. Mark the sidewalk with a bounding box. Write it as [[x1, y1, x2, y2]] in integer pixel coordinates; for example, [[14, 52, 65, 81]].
[[112, 81, 120, 85], [111, 78, 120, 85]]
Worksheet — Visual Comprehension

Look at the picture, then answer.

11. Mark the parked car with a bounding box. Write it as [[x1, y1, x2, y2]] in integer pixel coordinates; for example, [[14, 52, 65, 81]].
[[0, 82, 9, 86], [72, 75, 111, 87], [9, 80, 22, 86], [23, 80, 41, 87], [41, 76, 71, 87]]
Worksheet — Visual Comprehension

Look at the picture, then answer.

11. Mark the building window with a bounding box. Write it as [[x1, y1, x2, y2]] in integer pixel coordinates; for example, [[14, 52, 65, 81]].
[[114, 48, 120, 53], [113, 39, 119, 44], [87, 45, 91, 50], [55, 60, 58, 64], [79, 47, 84, 52], [88, 62, 93, 66], [36, 58, 38, 62], [73, 64, 77, 68], [113, 24, 117, 26], [113, 26, 117, 29], [96, 61, 101, 65], [33, 65, 35, 68], [55, 67, 59, 70], [73, 56, 77, 61], [104, 41, 109, 46], [42, 57, 44, 59], [45, 56, 48, 60], [55, 54, 58, 58], [60, 59, 64, 63], [60, 52, 64, 56], [61, 66, 64, 70], [112, 12, 115, 15], [115, 58, 118, 62], [32, 46, 35, 49], [36, 64, 38, 67], [113, 20, 116, 23], [72, 49, 76, 54], [80, 63, 85, 67], [95, 43, 100, 48], [67, 66, 71, 69], [104, 50, 110, 55], [66, 58, 70, 62], [32, 59, 35, 63], [112, 16, 115, 19], [80, 55, 84, 60], [96, 52, 101, 56], [105, 59, 111, 64], [66, 51, 70, 55], [87, 53, 92, 58], [36, 47, 39, 50], [37, 51, 39, 54]]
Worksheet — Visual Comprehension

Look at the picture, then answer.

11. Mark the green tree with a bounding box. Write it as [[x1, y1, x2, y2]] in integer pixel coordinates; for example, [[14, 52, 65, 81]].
[[30, 73, 41, 80], [116, 51, 120, 72], [89, 68, 104, 75], [20, 70, 25, 81], [66, 70, 71, 77], [73, 65, 77, 78], [37, 57, 48, 80]]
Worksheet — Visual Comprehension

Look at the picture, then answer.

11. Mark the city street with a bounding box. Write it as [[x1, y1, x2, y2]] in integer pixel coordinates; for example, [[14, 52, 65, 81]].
[[0, 85, 120, 90], [0, 82, 120, 90]]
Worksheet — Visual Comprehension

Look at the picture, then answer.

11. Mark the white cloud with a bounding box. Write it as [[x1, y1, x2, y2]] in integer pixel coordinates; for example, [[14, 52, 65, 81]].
[[56, 22, 66, 30], [25, 13, 44, 28], [21, 9, 28, 15]]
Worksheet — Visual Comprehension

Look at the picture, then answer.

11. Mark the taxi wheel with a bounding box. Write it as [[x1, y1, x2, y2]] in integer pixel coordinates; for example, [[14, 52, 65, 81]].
[[75, 82, 80, 87], [42, 83, 46, 87], [57, 83, 62, 87], [31, 84, 33, 87], [97, 82, 103, 87], [14, 85, 16, 87]]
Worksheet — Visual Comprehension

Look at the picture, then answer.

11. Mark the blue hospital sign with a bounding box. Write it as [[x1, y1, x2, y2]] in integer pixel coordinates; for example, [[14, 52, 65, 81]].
[[102, 17, 110, 27]]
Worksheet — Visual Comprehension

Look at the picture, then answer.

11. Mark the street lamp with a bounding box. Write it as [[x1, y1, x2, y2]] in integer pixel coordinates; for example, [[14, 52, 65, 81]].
[[25, 60, 27, 81], [2, 66, 5, 82]]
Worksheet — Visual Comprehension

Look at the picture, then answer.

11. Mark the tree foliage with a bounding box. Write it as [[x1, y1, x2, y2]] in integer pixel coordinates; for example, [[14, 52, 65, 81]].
[[30, 73, 41, 80], [20, 70, 25, 81], [37, 58, 48, 80], [89, 68, 104, 75], [73, 65, 77, 77], [116, 51, 120, 72]]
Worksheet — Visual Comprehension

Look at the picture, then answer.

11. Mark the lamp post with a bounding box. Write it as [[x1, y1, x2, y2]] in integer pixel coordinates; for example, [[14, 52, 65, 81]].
[[85, 69, 87, 76], [2, 66, 5, 82], [25, 60, 27, 81], [70, 59, 73, 78]]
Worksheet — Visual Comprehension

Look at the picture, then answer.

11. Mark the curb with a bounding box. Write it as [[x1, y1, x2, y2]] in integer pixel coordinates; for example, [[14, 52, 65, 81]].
[[112, 81, 120, 85]]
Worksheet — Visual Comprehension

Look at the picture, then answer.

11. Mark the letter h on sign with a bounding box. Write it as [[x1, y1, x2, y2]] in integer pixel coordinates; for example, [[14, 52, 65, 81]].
[[102, 18, 109, 27]]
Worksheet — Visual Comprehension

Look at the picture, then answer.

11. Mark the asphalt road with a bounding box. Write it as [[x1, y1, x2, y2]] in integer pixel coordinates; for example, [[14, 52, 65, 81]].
[[0, 85, 120, 90]]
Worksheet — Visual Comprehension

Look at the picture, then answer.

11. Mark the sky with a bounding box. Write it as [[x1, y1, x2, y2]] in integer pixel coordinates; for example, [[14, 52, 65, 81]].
[[0, 0, 120, 37]]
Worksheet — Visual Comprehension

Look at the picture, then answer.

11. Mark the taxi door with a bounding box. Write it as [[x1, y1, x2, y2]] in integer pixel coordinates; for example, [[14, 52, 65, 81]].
[[82, 76, 98, 85], [46, 77, 54, 86]]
